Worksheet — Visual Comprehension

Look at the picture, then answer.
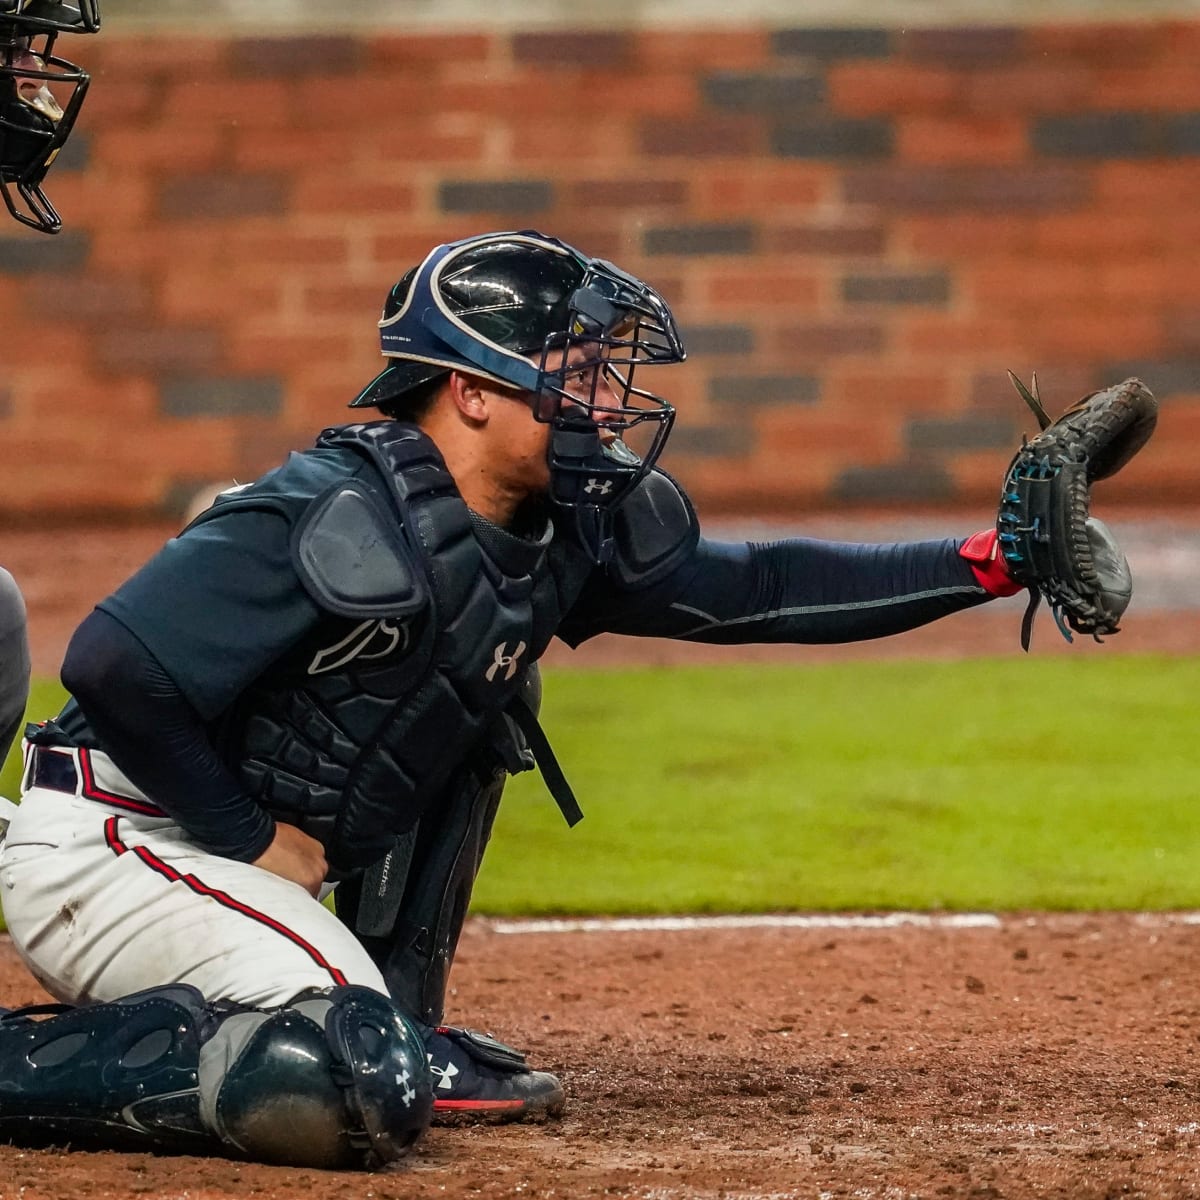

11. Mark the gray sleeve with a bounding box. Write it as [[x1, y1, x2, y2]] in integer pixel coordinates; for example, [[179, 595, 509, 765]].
[[0, 567, 30, 765]]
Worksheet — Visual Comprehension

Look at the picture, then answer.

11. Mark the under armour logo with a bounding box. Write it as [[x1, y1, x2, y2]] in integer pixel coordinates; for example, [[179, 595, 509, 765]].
[[307, 618, 407, 675], [427, 1056, 460, 1092], [583, 477, 613, 495], [485, 640, 527, 682], [395, 1067, 417, 1106]]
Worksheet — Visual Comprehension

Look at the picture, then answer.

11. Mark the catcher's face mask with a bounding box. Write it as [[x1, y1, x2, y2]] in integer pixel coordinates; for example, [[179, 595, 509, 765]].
[[0, 2, 98, 233], [351, 230, 686, 562]]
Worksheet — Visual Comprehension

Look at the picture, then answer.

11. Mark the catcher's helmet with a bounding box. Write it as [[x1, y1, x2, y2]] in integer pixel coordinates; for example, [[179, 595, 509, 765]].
[[0, 1, 99, 233], [352, 230, 686, 560]]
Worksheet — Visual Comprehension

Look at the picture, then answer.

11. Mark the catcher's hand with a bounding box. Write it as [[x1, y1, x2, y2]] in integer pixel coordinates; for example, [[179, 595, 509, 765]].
[[996, 372, 1157, 650]]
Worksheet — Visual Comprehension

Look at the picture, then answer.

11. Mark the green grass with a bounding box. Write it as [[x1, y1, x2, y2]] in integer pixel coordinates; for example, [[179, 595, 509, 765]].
[[7, 657, 1199, 915]]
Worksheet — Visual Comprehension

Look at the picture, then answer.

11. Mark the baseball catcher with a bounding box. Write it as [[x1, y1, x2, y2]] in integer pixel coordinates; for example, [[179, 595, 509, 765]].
[[996, 373, 1157, 650], [0, 229, 1157, 1169]]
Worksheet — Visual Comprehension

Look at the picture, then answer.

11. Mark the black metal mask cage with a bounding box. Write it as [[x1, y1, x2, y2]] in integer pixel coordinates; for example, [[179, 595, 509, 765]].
[[0, 3, 100, 35], [534, 257, 684, 513], [0, 29, 90, 232]]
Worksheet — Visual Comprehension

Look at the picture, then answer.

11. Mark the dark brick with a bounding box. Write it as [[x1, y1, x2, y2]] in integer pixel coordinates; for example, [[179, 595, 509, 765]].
[[844, 166, 1089, 212], [771, 222, 887, 257], [1101, 360, 1200, 400], [0, 231, 90, 274], [680, 324, 754, 356], [776, 321, 885, 357], [832, 460, 956, 503], [639, 117, 760, 158], [905, 413, 1019, 453], [1165, 113, 1200, 155], [229, 36, 362, 76], [663, 424, 756, 458], [709, 374, 819, 405], [971, 366, 1100, 412], [702, 70, 825, 113], [1033, 112, 1164, 159], [52, 130, 90, 173], [160, 375, 284, 419], [25, 275, 151, 320], [567, 179, 687, 208], [772, 117, 893, 160], [512, 30, 633, 68], [643, 224, 756, 257], [1164, 309, 1200, 354], [438, 179, 554, 214], [900, 26, 1022, 62], [158, 173, 289, 220], [842, 271, 951, 306], [98, 327, 221, 374], [771, 28, 891, 60]]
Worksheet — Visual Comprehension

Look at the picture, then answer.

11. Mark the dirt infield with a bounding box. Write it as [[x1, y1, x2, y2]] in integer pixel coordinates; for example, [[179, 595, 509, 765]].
[[1, 913, 1200, 1199]]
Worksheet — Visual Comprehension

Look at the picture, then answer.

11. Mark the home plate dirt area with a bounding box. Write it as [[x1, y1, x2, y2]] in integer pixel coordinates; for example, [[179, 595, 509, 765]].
[[1, 911, 1200, 1199]]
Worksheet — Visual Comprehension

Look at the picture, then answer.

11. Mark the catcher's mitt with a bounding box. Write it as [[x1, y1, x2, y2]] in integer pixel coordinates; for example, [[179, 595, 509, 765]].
[[996, 372, 1157, 650]]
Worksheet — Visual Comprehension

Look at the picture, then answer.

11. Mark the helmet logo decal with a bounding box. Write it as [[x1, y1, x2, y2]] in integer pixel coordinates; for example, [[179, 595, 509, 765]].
[[583, 478, 614, 496]]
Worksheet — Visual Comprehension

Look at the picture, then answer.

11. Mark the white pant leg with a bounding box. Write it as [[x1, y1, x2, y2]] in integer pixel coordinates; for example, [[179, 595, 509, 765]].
[[0, 787, 388, 1008]]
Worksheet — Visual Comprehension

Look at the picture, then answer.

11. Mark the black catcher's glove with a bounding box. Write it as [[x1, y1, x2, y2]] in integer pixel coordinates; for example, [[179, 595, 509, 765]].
[[997, 373, 1158, 651]]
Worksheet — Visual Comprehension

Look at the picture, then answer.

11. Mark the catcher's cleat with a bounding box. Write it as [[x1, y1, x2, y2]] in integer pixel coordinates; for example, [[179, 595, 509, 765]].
[[422, 1024, 565, 1123]]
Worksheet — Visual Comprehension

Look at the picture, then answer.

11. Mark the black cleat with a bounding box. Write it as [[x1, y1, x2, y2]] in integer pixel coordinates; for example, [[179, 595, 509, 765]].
[[422, 1024, 565, 1123]]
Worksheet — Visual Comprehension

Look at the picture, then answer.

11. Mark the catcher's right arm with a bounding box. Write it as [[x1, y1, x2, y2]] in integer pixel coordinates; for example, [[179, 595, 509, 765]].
[[996, 373, 1158, 650]]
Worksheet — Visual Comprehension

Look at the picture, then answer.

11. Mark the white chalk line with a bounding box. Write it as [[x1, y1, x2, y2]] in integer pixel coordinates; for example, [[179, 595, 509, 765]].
[[486, 911, 1200, 935]]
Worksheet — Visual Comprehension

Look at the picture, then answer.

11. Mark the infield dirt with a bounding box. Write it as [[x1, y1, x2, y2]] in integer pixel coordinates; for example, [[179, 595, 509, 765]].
[[2, 913, 1200, 1199]]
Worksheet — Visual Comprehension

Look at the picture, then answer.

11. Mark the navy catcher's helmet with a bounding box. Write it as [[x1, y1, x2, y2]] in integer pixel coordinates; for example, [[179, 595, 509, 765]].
[[0, 1, 99, 233], [352, 230, 686, 560]]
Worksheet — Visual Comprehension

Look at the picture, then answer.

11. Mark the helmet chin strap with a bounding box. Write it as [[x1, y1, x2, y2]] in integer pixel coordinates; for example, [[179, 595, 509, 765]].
[[548, 421, 641, 564]]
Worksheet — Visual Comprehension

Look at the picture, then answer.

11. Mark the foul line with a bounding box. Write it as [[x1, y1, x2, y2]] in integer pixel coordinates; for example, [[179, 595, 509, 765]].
[[487, 913, 1003, 935]]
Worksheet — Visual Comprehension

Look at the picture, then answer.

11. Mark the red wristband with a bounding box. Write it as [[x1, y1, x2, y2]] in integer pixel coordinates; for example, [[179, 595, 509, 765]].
[[959, 528, 1023, 597]]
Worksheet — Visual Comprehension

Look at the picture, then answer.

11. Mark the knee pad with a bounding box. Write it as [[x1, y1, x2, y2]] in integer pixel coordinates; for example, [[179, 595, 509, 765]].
[[0, 984, 432, 1169]]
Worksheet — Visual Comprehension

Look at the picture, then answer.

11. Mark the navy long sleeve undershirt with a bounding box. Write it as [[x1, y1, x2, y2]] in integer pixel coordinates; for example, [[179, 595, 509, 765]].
[[61, 609, 276, 861]]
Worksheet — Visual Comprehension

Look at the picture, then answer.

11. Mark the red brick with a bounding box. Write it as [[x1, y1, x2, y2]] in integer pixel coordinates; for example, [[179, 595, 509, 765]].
[[699, 269, 822, 308], [965, 259, 1104, 310], [767, 321, 886, 359], [1093, 160, 1200, 205], [1024, 22, 1174, 65], [368, 127, 489, 170], [161, 78, 294, 125], [223, 229, 353, 270], [896, 115, 1028, 165], [828, 62, 965, 116], [226, 332, 357, 373], [565, 179, 689, 210], [828, 369, 954, 414], [293, 174, 416, 217], [1031, 212, 1167, 257], [86, 35, 225, 76], [95, 126, 228, 171], [899, 214, 1037, 258], [158, 273, 286, 324], [231, 127, 347, 171], [693, 164, 828, 215], [963, 62, 1097, 115], [508, 119, 633, 165], [635, 29, 770, 71], [898, 314, 1024, 359], [1018, 307, 1163, 359]]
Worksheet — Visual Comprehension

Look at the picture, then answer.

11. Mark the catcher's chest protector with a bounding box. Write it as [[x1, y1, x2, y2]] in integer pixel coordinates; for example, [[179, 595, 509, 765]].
[[231, 422, 594, 871]]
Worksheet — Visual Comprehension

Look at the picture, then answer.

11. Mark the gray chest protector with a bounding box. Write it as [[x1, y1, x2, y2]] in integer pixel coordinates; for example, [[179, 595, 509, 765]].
[[234, 422, 592, 873]]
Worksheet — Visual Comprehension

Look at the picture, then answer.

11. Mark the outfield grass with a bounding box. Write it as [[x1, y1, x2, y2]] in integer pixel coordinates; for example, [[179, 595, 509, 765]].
[[6, 655, 1198, 914]]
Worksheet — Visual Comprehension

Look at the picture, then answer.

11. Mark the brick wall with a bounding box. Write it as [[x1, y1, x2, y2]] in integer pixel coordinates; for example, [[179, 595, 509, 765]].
[[1, 19, 1197, 521]]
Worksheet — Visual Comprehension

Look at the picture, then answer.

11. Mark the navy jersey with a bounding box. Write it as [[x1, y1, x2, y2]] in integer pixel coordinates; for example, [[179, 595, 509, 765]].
[[43, 429, 991, 861]]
